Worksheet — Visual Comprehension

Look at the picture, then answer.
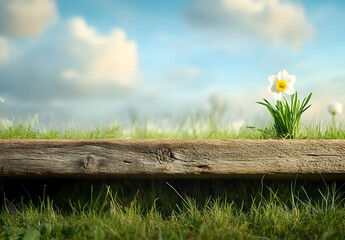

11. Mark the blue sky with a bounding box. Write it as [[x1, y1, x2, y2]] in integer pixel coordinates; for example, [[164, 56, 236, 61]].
[[0, 0, 345, 126]]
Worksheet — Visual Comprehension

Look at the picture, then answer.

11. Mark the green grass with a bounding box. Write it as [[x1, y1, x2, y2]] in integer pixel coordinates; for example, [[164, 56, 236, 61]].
[[0, 115, 345, 139], [257, 92, 312, 138], [1, 179, 345, 239]]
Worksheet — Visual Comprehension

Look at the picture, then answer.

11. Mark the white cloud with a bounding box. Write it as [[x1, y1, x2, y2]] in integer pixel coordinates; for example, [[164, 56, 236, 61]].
[[0, 17, 139, 101], [185, 0, 315, 49], [0, 36, 10, 66], [222, 0, 265, 16], [0, 0, 58, 38], [61, 17, 138, 87]]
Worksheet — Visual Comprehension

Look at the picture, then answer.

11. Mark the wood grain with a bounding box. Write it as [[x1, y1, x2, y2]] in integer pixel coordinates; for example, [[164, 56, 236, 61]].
[[1, 139, 345, 178]]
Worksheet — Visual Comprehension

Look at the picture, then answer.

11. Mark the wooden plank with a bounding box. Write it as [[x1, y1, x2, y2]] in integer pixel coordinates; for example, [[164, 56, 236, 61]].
[[0, 139, 345, 178]]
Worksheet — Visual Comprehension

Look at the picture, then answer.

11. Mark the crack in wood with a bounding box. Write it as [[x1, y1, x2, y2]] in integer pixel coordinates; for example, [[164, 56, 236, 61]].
[[305, 154, 340, 157], [197, 164, 210, 169]]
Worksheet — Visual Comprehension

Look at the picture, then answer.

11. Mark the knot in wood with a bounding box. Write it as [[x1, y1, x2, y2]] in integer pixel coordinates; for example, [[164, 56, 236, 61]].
[[83, 156, 98, 170], [156, 147, 173, 164]]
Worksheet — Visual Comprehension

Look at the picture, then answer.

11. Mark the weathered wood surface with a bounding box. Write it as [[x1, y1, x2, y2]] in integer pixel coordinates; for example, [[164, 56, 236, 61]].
[[0, 139, 345, 178]]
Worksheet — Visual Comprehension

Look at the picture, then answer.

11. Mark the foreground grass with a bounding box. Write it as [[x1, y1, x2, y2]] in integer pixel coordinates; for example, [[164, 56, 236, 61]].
[[1, 179, 345, 239], [0, 116, 345, 139]]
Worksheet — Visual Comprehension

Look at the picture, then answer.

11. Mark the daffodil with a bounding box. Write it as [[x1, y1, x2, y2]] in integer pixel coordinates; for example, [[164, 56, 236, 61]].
[[256, 70, 312, 138], [328, 102, 342, 116], [268, 69, 296, 100]]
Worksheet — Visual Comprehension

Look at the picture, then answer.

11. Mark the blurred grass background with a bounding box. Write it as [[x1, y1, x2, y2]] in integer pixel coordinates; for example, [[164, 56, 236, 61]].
[[0, 112, 344, 139]]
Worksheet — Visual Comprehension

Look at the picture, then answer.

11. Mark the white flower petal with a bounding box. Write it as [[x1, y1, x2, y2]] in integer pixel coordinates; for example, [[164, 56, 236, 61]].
[[285, 87, 295, 95], [268, 75, 278, 84], [273, 92, 283, 100], [269, 83, 279, 93], [286, 75, 296, 86], [277, 69, 289, 80]]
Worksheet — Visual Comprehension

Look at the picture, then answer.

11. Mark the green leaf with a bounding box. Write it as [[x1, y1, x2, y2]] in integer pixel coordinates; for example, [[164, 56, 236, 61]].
[[23, 229, 41, 240], [256, 91, 312, 139]]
